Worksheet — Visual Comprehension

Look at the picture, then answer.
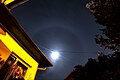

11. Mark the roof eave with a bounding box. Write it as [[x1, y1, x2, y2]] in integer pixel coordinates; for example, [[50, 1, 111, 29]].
[[0, 4, 53, 67], [6, 0, 28, 9]]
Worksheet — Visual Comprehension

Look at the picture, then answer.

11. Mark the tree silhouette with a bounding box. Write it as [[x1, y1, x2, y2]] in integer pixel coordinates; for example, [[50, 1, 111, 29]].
[[65, 0, 120, 80], [86, 0, 120, 51], [65, 52, 120, 80]]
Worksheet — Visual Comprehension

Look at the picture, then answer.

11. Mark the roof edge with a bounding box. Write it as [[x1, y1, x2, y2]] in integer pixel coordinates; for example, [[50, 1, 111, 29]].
[[0, 4, 53, 67], [6, 0, 28, 9]]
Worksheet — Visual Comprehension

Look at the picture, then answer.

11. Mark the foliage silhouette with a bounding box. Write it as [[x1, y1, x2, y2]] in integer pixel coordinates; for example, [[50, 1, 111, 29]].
[[65, 52, 120, 80], [65, 0, 120, 80], [86, 0, 120, 51]]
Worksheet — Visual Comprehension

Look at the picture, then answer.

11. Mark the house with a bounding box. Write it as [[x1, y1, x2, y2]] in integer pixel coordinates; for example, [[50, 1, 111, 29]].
[[0, 0, 52, 80]]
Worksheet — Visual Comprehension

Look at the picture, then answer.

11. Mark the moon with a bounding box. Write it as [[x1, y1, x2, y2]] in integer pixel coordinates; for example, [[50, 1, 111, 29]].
[[51, 51, 60, 60]]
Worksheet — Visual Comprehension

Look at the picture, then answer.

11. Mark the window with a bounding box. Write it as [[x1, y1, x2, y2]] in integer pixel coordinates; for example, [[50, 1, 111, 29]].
[[9, 61, 28, 79]]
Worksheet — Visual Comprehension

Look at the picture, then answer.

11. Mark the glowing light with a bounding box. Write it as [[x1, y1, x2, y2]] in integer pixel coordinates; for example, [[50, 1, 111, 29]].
[[1, 0, 15, 5], [51, 51, 60, 60]]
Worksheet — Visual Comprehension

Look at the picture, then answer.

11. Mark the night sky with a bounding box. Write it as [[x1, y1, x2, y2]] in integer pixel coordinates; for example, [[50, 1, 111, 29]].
[[12, 0, 103, 80]]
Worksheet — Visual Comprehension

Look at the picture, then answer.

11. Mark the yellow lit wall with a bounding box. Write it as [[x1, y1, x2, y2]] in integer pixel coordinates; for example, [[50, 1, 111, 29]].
[[1, 0, 14, 5], [0, 32, 39, 80]]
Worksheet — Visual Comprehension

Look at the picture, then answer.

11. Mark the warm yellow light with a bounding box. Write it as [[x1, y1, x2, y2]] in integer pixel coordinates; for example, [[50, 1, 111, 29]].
[[0, 40, 11, 61], [0, 32, 39, 80], [1, 0, 14, 5], [0, 27, 6, 35], [38, 67, 46, 71]]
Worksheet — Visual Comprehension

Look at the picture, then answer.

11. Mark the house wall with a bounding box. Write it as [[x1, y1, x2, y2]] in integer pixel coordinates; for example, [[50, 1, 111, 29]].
[[0, 32, 39, 80], [0, 40, 11, 61], [1, 0, 14, 5]]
